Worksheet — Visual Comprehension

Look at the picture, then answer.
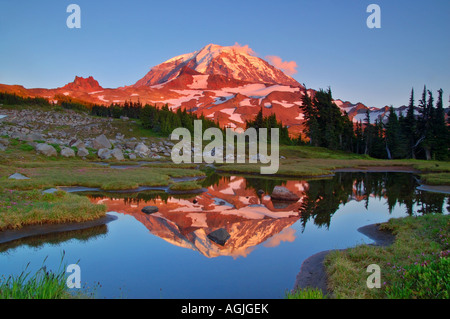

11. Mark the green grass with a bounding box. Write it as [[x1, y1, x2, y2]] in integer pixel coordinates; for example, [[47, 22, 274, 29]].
[[419, 173, 450, 186], [169, 181, 202, 191], [0, 258, 69, 299], [0, 163, 205, 191], [323, 214, 450, 299], [0, 253, 96, 299], [0, 189, 107, 230], [285, 287, 326, 299]]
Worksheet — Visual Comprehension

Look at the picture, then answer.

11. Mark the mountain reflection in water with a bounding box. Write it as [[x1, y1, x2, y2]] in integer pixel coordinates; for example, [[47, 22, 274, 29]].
[[83, 173, 449, 258]]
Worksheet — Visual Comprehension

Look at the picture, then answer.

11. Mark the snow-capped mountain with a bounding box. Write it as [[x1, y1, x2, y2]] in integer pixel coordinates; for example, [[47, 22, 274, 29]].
[[0, 43, 412, 136], [133, 44, 302, 88]]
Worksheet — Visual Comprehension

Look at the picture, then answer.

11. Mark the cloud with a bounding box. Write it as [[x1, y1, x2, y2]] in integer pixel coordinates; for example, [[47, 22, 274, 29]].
[[231, 42, 256, 56], [263, 228, 296, 248], [265, 55, 298, 76]]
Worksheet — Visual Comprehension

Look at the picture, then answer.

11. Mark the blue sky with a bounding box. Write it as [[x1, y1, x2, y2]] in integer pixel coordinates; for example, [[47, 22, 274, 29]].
[[0, 0, 449, 108]]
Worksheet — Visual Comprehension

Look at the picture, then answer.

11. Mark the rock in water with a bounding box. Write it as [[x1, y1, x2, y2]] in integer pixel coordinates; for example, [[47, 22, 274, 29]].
[[270, 186, 300, 201], [35, 143, 57, 157], [93, 134, 112, 150], [207, 228, 231, 246], [142, 206, 159, 214], [8, 173, 30, 180]]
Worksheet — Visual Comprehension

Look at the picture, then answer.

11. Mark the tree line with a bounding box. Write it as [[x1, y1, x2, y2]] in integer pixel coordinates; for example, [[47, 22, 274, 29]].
[[244, 108, 292, 145], [300, 86, 449, 160]]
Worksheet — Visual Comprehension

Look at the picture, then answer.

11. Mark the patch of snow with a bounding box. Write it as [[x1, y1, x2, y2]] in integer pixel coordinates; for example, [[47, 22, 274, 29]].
[[272, 100, 295, 108], [220, 84, 299, 98], [97, 95, 109, 102], [188, 75, 209, 89]]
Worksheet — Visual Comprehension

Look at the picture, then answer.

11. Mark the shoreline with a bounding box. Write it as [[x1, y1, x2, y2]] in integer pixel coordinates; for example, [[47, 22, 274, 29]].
[[0, 213, 118, 244], [293, 222, 396, 296]]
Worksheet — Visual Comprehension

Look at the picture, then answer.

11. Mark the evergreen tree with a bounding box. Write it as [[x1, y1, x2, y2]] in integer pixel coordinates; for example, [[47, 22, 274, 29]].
[[299, 88, 319, 146], [430, 89, 448, 160], [385, 106, 408, 159], [402, 88, 418, 158]]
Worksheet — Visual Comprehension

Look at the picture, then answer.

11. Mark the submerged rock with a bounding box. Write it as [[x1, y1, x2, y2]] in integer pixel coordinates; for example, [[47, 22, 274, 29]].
[[207, 228, 231, 246], [142, 206, 159, 214], [270, 186, 300, 201]]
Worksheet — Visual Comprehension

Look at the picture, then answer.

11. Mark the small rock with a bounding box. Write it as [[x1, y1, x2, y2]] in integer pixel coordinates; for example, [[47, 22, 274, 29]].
[[142, 206, 159, 214]]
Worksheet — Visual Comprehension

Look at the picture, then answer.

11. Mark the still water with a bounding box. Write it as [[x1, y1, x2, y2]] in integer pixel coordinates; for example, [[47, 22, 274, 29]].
[[0, 172, 448, 298]]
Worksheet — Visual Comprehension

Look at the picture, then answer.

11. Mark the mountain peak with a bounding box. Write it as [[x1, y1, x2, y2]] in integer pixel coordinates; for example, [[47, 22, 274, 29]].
[[62, 76, 103, 92], [134, 44, 301, 88]]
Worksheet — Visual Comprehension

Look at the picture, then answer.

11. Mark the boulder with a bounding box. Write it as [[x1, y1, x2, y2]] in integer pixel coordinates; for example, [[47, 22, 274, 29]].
[[8, 173, 30, 180], [0, 138, 9, 146], [60, 147, 75, 158], [142, 206, 159, 214], [77, 147, 90, 157], [125, 141, 137, 149], [135, 143, 150, 157], [207, 228, 231, 246], [97, 148, 112, 160], [27, 132, 44, 141], [69, 139, 85, 149], [35, 143, 57, 157], [270, 186, 300, 201], [42, 188, 60, 194], [128, 153, 137, 160], [110, 148, 124, 161], [93, 134, 112, 150]]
